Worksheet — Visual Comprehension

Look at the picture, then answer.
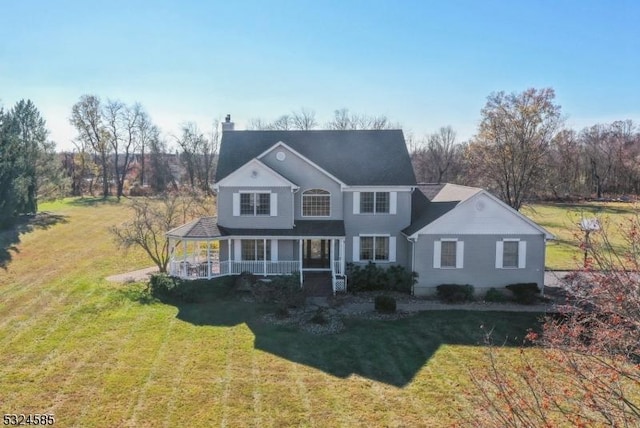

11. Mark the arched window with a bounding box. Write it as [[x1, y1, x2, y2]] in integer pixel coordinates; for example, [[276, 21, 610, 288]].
[[302, 189, 330, 217]]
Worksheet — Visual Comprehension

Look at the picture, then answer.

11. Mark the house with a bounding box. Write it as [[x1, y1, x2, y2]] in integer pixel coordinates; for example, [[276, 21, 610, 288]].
[[166, 117, 553, 295]]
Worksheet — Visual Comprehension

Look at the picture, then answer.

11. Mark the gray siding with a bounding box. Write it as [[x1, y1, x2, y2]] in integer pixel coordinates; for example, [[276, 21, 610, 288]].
[[261, 146, 343, 220], [343, 191, 413, 269], [217, 186, 294, 229], [412, 234, 546, 295]]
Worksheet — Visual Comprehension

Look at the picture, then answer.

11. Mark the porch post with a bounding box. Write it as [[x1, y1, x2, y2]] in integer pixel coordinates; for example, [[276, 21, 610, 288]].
[[207, 241, 211, 279], [340, 238, 346, 275], [227, 239, 232, 275], [298, 238, 303, 287], [263, 238, 267, 276], [330, 238, 335, 276], [182, 240, 187, 277]]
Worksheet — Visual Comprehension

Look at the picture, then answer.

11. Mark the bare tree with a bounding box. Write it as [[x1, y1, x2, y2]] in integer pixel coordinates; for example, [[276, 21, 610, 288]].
[[291, 108, 318, 130], [175, 121, 219, 193], [326, 108, 397, 130], [469, 88, 563, 210], [110, 189, 212, 272], [469, 216, 640, 427], [70, 95, 111, 198]]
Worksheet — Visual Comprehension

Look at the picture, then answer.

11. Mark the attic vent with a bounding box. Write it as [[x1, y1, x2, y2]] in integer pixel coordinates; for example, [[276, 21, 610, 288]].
[[276, 151, 286, 161]]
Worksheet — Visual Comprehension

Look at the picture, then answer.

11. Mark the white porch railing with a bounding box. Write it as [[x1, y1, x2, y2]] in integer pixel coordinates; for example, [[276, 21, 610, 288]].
[[169, 260, 301, 279], [333, 261, 344, 276]]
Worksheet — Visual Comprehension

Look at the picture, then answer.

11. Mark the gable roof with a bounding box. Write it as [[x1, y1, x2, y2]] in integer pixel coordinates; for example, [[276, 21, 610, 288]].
[[402, 189, 459, 236], [417, 183, 482, 202], [215, 130, 416, 186], [215, 158, 299, 189]]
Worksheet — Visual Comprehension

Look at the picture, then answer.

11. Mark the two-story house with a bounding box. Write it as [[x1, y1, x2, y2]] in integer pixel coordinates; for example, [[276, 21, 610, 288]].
[[166, 118, 553, 295]]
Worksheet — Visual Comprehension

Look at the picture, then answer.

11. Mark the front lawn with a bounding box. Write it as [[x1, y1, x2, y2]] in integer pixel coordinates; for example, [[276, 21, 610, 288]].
[[0, 198, 543, 426]]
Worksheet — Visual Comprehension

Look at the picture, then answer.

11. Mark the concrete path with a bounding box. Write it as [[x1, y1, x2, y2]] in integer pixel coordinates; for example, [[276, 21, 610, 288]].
[[105, 266, 159, 283]]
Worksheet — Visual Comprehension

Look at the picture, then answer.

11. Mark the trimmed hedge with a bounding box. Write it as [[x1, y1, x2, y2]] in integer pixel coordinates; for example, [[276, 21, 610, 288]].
[[506, 282, 541, 305], [375, 295, 397, 313], [346, 262, 417, 293], [485, 287, 508, 303], [436, 284, 474, 303]]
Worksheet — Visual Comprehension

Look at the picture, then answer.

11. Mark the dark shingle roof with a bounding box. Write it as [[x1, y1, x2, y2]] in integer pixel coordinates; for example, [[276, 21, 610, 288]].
[[166, 217, 223, 239], [216, 130, 416, 186], [402, 190, 459, 236], [220, 220, 345, 237]]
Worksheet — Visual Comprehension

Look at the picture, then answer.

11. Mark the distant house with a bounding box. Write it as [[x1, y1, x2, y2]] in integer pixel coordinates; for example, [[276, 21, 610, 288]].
[[166, 117, 553, 295]]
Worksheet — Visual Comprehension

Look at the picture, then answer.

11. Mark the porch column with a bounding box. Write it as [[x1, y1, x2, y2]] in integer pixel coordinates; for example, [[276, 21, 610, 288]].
[[207, 241, 211, 279], [227, 239, 232, 275], [182, 240, 187, 277], [263, 238, 267, 276], [330, 238, 335, 276], [298, 238, 303, 287], [340, 239, 346, 275]]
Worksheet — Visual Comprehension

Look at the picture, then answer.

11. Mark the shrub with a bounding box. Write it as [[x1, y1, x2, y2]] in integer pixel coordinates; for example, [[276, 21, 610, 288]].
[[375, 295, 397, 313], [346, 262, 417, 293], [436, 284, 475, 303], [386, 265, 418, 293], [251, 273, 305, 308], [149, 273, 179, 296], [485, 287, 508, 303], [506, 282, 540, 305], [310, 307, 328, 325], [235, 271, 257, 291], [274, 306, 290, 319]]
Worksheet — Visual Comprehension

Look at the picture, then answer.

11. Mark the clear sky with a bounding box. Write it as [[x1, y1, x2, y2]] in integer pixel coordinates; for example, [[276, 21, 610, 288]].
[[1, 0, 639, 150]]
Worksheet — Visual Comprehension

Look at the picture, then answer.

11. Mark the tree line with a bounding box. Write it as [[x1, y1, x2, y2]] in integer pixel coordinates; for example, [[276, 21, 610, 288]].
[[2, 88, 639, 227]]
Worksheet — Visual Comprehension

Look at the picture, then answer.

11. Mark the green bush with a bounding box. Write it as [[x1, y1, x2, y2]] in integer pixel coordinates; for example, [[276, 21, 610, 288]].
[[484, 287, 508, 303], [235, 271, 257, 291], [436, 284, 475, 303], [506, 283, 541, 305], [251, 273, 305, 308], [310, 307, 328, 325], [374, 295, 397, 313], [346, 262, 416, 293], [149, 273, 179, 295], [386, 265, 418, 293]]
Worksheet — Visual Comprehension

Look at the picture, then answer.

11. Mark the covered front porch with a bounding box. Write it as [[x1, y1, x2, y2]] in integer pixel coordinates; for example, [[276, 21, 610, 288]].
[[166, 217, 347, 293]]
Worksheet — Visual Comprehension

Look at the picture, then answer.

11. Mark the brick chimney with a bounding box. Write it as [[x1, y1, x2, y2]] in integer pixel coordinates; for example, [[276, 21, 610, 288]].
[[221, 114, 234, 132]]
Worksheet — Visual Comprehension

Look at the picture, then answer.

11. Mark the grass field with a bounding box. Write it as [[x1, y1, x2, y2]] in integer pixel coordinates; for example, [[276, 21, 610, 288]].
[[0, 198, 544, 426], [522, 201, 639, 270]]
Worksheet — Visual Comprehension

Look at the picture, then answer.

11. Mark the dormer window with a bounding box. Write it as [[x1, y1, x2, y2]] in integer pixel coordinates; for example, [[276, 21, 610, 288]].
[[302, 189, 330, 217]]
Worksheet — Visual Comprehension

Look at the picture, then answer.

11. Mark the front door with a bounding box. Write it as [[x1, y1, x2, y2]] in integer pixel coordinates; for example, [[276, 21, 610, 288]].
[[303, 239, 330, 269]]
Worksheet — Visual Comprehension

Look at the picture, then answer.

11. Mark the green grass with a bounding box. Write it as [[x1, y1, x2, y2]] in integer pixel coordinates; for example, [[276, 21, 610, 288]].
[[0, 198, 544, 426], [522, 202, 639, 270]]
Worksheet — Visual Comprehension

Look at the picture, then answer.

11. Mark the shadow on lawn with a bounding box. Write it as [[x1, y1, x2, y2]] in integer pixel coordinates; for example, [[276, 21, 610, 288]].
[[152, 283, 542, 387], [0, 212, 68, 269]]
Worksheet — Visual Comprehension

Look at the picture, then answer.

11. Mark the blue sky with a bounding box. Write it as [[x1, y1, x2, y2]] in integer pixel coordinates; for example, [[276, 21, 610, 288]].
[[1, 0, 639, 150]]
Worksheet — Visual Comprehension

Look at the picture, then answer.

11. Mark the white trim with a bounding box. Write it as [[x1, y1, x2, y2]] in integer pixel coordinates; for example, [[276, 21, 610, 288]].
[[352, 236, 360, 262], [270, 192, 278, 216], [390, 192, 397, 215], [456, 241, 464, 268], [389, 236, 396, 262], [271, 240, 278, 261], [232, 193, 240, 216], [238, 191, 272, 216], [215, 158, 299, 189], [343, 186, 413, 192], [353, 192, 360, 214], [301, 188, 331, 217], [433, 241, 441, 268], [408, 190, 554, 239], [518, 241, 527, 268], [257, 141, 346, 186], [234, 239, 241, 261], [495, 241, 503, 268]]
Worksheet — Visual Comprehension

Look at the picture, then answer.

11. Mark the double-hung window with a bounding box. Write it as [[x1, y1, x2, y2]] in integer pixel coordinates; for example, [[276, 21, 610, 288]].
[[360, 192, 390, 214], [433, 239, 464, 268], [353, 235, 396, 262], [302, 189, 330, 217], [496, 239, 526, 268], [241, 239, 271, 261], [240, 192, 271, 216]]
